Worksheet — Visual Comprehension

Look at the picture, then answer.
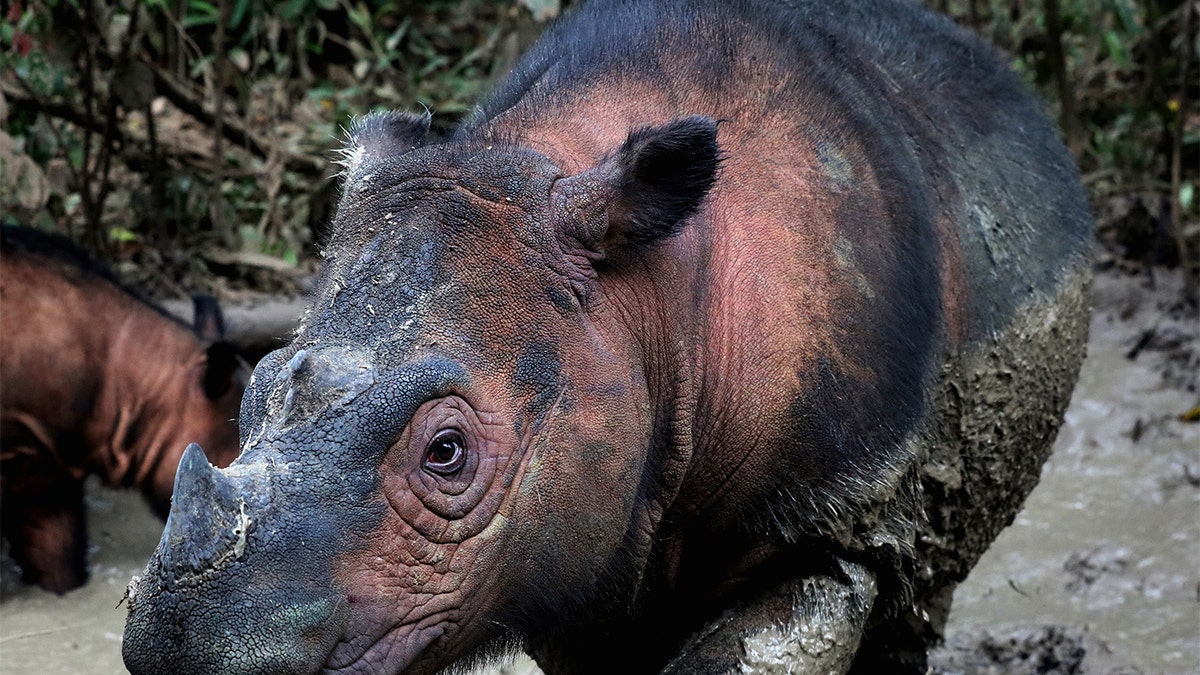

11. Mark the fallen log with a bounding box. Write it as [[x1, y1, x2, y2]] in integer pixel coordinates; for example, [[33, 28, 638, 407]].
[[160, 294, 308, 359]]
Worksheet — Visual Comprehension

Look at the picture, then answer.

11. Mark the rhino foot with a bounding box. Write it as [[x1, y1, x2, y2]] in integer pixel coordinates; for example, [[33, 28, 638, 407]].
[[664, 559, 877, 675]]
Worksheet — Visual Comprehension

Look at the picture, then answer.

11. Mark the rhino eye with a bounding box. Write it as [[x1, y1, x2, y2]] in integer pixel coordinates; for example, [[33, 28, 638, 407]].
[[424, 429, 467, 476]]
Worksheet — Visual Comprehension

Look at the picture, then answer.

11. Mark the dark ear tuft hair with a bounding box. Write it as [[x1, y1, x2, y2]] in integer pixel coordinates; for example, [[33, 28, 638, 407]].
[[608, 115, 721, 245], [553, 116, 722, 256], [337, 109, 432, 175]]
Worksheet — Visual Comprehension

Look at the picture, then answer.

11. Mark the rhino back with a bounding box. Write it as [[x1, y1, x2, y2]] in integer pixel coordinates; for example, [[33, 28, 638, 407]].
[[462, 0, 1092, 657], [466, 0, 1089, 539]]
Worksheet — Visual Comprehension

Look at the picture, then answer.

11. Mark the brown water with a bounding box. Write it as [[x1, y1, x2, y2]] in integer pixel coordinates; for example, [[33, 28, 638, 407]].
[[1, 270, 1196, 674]]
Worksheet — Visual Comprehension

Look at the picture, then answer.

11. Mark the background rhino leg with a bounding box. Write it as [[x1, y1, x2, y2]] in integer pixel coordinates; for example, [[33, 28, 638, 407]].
[[663, 559, 877, 675], [1, 470, 88, 594]]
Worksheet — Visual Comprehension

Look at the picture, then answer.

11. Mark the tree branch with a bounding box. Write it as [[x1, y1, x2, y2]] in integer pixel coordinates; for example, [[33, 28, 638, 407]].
[[1044, 0, 1081, 157], [149, 64, 328, 178]]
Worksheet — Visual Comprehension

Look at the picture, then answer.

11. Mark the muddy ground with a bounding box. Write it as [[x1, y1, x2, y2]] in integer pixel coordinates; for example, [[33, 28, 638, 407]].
[[0, 265, 1196, 674]]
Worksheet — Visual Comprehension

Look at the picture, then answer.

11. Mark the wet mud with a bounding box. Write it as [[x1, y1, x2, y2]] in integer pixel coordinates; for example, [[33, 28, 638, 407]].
[[931, 268, 1199, 675], [0, 267, 1196, 674]]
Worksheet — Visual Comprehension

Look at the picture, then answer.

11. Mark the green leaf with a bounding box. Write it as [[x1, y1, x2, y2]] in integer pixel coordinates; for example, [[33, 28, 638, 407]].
[[229, 0, 251, 29], [188, 0, 219, 13], [1103, 31, 1128, 67], [1104, 0, 1141, 36], [346, 3, 372, 34], [384, 19, 410, 53], [1180, 183, 1195, 213], [281, 0, 309, 21], [108, 226, 140, 243], [181, 0, 218, 28]]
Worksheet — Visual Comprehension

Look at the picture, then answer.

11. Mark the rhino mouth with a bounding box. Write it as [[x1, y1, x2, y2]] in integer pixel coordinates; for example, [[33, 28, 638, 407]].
[[314, 564, 496, 675], [321, 622, 448, 675]]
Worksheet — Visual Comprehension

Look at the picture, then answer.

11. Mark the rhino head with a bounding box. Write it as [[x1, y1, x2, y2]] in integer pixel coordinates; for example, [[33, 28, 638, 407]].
[[122, 111, 720, 674]]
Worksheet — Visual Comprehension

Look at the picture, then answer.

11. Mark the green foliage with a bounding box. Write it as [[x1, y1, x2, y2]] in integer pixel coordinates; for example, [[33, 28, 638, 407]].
[[1, 0, 1194, 294], [938, 0, 1196, 278], [1, 0, 554, 293]]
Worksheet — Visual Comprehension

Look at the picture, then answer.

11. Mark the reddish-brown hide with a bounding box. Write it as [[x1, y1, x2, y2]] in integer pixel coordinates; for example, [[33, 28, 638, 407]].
[[0, 227, 242, 593]]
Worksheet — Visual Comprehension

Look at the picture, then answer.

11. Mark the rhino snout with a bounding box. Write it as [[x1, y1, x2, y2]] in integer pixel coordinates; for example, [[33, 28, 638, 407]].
[[122, 444, 348, 675]]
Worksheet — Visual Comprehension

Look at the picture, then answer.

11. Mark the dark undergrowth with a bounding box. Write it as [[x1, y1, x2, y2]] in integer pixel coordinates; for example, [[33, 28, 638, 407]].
[[1, 0, 1196, 300]]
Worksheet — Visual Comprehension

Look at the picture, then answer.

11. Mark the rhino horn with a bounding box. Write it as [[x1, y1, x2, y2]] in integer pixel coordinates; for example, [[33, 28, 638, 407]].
[[161, 443, 249, 578]]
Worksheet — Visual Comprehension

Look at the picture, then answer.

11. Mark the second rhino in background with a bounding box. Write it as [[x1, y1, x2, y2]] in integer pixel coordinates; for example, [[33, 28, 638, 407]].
[[0, 225, 245, 594]]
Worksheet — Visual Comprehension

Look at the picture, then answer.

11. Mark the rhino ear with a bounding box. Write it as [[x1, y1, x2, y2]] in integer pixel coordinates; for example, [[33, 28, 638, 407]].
[[336, 109, 432, 176], [556, 116, 721, 254], [190, 295, 240, 400], [191, 294, 226, 342]]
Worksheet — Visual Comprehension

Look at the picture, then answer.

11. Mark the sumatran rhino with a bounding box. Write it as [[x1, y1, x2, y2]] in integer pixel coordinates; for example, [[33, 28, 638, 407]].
[[0, 226, 243, 594], [121, 0, 1092, 672]]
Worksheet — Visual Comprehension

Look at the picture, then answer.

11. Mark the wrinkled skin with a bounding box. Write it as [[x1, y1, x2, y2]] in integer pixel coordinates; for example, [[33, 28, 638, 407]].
[[0, 226, 243, 593], [122, 0, 1092, 672]]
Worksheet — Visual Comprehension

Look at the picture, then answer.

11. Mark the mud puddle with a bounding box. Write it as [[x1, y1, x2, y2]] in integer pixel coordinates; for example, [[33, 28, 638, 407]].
[[934, 269, 1199, 675], [0, 268, 1196, 674]]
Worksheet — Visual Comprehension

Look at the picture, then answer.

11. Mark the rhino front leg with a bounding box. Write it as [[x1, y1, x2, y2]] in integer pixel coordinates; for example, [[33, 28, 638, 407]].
[[2, 472, 88, 594], [663, 559, 877, 675]]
